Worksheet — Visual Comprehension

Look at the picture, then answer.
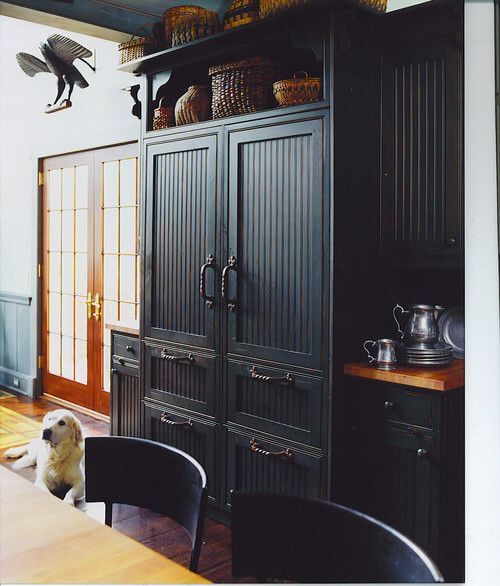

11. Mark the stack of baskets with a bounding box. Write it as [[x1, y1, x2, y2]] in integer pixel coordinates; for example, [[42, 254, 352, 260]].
[[164, 5, 220, 48], [223, 0, 260, 30], [209, 56, 280, 119], [273, 71, 321, 106]]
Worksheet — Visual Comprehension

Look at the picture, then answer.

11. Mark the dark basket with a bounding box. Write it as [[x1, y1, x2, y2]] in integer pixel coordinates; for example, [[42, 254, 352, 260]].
[[223, 0, 260, 30], [209, 56, 279, 119]]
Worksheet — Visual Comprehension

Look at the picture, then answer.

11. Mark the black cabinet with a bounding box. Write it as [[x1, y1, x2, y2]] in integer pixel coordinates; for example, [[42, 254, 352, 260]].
[[379, 3, 463, 266], [110, 330, 141, 437], [343, 379, 464, 582], [141, 110, 330, 513]]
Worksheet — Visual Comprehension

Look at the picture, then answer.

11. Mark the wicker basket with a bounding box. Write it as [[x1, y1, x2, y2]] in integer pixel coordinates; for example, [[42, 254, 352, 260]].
[[175, 85, 211, 125], [164, 5, 220, 48], [260, 0, 386, 19], [118, 24, 158, 64], [153, 98, 175, 130], [223, 0, 260, 30], [209, 56, 279, 119], [172, 14, 220, 47], [273, 71, 321, 106]]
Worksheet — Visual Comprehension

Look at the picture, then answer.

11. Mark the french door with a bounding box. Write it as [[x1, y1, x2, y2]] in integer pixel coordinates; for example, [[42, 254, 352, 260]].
[[42, 143, 138, 415]]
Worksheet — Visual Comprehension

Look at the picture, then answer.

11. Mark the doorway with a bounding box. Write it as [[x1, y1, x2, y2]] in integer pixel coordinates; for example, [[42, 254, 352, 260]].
[[41, 143, 139, 415]]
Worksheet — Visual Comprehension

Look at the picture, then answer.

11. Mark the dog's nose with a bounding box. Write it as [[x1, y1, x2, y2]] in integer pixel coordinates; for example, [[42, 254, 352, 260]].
[[42, 428, 52, 441]]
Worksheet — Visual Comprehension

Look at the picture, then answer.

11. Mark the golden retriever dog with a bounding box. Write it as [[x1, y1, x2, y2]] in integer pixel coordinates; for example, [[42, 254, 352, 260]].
[[5, 409, 84, 505]]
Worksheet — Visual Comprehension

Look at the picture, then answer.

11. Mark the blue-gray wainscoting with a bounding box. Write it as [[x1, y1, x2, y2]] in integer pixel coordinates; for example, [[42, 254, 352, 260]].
[[0, 292, 34, 395]]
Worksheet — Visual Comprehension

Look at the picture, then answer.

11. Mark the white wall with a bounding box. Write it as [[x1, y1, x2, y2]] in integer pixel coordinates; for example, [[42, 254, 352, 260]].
[[0, 15, 139, 296]]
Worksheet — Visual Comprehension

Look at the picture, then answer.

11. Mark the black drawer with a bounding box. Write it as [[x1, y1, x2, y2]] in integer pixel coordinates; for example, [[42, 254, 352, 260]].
[[113, 333, 139, 362], [112, 355, 139, 377], [225, 428, 323, 509], [227, 360, 323, 447], [143, 343, 216, 416], [144, 402, 218, 505], [353, 382, 434, 430]]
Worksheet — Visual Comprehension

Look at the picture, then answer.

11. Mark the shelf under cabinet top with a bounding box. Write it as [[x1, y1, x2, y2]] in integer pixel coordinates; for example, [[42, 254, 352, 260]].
[[343, 360, 464, 392]]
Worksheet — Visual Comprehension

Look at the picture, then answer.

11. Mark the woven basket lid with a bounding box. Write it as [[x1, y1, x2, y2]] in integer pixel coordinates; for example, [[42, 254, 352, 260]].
[[209, 56, 272, 77]]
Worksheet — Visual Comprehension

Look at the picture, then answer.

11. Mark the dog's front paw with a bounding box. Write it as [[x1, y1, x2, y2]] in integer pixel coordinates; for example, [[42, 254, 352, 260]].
[[11, 459, 24, 470], [63, 494, 75, 506]]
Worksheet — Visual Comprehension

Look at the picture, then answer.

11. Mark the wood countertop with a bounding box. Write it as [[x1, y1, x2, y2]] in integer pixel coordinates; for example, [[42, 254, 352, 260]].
[[105, 321, 139, 336], [343, 360, 464, 391], [0, 466, 210, 584]]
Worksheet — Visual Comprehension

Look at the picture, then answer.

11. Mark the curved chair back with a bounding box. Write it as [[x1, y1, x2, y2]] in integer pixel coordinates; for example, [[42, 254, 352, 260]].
[[85, 436, 207, 572], [231, 492, 444, 583]]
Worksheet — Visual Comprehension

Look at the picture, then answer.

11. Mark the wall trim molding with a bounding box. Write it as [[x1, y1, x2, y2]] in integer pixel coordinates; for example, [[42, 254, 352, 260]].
[[0, 292, 32, 305], [0, 366, 35, 395]]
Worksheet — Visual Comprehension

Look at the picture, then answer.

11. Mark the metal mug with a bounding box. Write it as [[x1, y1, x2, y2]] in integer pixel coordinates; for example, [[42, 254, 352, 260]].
[[393, 303, 442, 346], [363, 338, 397, 370]]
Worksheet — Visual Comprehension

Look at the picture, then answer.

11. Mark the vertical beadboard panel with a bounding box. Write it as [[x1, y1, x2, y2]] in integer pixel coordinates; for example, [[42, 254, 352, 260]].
[[152, 147, 208, 338], [0, 293, 31, 375], [151, 357, 207, 403], [238, 134, 313, 354], [392, 57, 447, 245]]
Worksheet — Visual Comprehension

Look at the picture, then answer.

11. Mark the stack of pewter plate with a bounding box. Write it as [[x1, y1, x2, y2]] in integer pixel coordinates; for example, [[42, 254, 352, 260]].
[[396, 340, 453, 367]]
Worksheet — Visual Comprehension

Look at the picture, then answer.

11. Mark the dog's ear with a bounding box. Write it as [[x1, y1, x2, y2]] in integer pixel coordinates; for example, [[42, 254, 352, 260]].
[[71, 416, 83, 445]]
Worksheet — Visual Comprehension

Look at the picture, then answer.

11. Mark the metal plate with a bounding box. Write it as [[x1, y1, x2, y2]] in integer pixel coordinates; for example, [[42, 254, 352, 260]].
[[438, 307, 465, 359]]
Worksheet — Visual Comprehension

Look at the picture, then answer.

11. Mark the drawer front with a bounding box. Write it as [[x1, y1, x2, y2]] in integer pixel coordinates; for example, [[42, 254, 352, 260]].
[[353, 382, 434, 430], [225, 428, 323, 509], [112, 355, 139, 377], [113, 333, 139, 362], [144, 343, 216, 416], [227, 360, 323, 447], [144, 402, 218, 505], [110, 368, 140, 437]]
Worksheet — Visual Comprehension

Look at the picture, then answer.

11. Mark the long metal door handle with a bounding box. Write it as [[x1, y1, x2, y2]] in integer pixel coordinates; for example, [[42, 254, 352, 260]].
[[221, 255, 237, 311], [249, 366, 294, 386], [200, 254, 216, 308], [249, 438, 294, 461], [160, 350, 195, 364]]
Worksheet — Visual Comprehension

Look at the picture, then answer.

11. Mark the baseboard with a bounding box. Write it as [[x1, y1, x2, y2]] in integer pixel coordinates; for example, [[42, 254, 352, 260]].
[[0, 367, 34, 396], [42, 394, 110, 423]]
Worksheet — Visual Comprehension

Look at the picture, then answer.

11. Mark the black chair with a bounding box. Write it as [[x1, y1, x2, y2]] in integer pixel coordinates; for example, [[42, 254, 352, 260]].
[[85, 436, 207, 572], [231, 492, 444, 583]]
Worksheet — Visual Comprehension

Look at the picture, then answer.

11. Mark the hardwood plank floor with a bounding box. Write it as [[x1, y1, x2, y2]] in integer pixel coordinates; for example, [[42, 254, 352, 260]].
[[0, 392, 248, 583]]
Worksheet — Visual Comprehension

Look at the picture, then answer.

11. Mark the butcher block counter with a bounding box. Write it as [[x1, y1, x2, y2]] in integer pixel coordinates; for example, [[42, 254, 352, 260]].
[[343, 359, 464, 391], [105, 321, 139, 336]]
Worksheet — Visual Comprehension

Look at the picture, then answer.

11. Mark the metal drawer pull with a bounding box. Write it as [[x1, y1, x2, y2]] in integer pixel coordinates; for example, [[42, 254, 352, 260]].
[[249, 366, 294, 386], [160, 413, 193, 429], [160, 350, 195, 364], [118, 358, 125, 366], [125, 345, 135, 353], [111, 368, 118, 375], [200, 254, 216, 308], [417, 448, 428, 459], [249, 438, 294, 461], [384, 400, 394, 411], [221, 255, 237, 312]]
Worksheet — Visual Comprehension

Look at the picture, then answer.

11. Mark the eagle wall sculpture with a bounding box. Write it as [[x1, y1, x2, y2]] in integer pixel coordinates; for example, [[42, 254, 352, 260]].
[[16, 34, 95, 113]]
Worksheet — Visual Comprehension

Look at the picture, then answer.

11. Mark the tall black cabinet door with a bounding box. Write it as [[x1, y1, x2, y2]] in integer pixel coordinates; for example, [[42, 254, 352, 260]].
[[380, 35, 462, 260], [226, 119, 326, 370], [144, 135, 218, 350]]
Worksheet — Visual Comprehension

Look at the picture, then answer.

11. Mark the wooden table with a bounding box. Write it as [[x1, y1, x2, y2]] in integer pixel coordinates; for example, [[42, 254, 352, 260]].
[[0, 466, 210, 584]]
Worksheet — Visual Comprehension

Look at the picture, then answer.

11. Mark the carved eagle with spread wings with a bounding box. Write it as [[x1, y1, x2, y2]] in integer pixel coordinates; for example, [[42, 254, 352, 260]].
[[16, 34, 95, 113]]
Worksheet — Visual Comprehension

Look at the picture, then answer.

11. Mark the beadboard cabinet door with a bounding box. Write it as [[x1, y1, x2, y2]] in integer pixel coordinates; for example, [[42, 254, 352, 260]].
[[380, 33, 462, 263], [225, 119, 326, 370], [143, 134, 219, 350]]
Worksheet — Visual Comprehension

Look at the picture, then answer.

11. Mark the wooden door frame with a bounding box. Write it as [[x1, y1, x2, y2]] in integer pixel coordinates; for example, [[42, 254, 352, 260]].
[[38, 141, 138, 414]]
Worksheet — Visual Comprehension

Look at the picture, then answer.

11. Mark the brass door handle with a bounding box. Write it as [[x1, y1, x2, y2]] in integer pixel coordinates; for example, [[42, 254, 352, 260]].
[[92, 293, 101, 321], [79, 292, 93, 320]]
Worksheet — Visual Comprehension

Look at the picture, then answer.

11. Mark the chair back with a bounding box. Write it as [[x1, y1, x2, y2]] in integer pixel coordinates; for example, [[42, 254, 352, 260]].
[[231, 492, 444, 583], [85, 436, 207, 571]]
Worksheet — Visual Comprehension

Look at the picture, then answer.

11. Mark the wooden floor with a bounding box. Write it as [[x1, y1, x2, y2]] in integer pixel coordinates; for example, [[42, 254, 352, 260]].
[[0, 392, 249, 583]]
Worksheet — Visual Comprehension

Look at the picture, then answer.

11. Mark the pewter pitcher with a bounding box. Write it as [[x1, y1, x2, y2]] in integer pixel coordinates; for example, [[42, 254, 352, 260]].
[[393, 303, 441, 346], [363, 338, 397, 370]]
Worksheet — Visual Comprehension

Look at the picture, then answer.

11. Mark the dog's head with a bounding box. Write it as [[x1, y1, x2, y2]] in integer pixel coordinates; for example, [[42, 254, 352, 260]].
[[41, 409, 83, 447]]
